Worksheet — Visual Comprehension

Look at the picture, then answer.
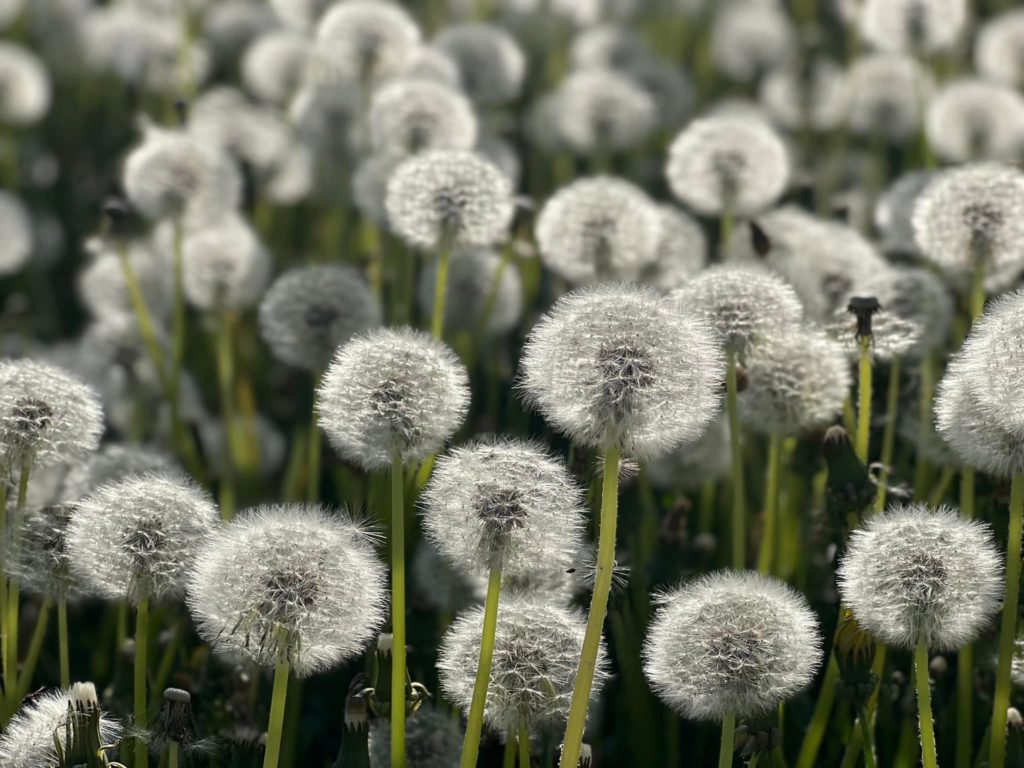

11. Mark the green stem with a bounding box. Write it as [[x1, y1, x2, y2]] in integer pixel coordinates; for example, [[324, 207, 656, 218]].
[[856, 337, 872, 464], [460, 567, 503, 768], [216, 310, 238, 521], [969, 262, 986, 324], [263, 643, 291, 768], [756, 433, 782, 574], [928, 466, 956, 508], [307, 373, 322, 503], [14, 598, 50, 703], [989, 471, 1024, 768], [503, 729, 516, 768], [168, 741, 180, 768], [5, 461, 31, 710], [719, 712, 736, 768], [391, 454, 407, 768], [0, 477, 8, 705], [720, 209, 734, 254], [559, 445, 620, 768], [874, 358, 901, 512], [915, 642, 938, 768], [431, 246, 452, 340], [726, 350, 746, 569], [58, 596, 69, 688], [518, 723, 530, 768], [795, 656, 839, 768], [956, 643, 973, 768], [858, 705, 878, 768], [135, 597, 150, 768], [170, 217, 185, 438]]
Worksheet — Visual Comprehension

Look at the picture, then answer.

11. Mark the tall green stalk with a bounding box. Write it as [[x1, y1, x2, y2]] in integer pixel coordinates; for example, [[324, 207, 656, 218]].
[[168, 741, 180, 768], [460, 567, 502, 768], [756, 433, 782, 574], [135, 597, 150, 768], [264, 638, 291, 768], [13, 598, 50, 704], [874, 358, 901, 512], [431, 246, 452, 340], [795, 657, 839, 768], [718, 711, 736, 768], [0, 477, 8, 705], [915, 642, 938, 768], [725, 350, 746, 568], [58, 596, 69, 688], [518, 723, 530, 768], [391, 452, 407, 768], [170, 217, 186, 440], [913, 354, 935, 499], [855, 337, 873, 464], [215, 310, 238, 521], [559, 445, 620, 768], [5, 461, 31, 711], [957, 467, 977, 768]]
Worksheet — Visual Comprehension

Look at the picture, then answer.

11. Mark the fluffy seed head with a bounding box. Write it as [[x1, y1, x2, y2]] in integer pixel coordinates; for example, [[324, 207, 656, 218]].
[[519, 283, 725, 460], [666, 115, 789, 217], [925, 79, 1024, 164], [416, 247, 522, 337], [976, 9, 1024, 88], [710, 0, 794, 83], [827, 272, 926, 361], [552, 68, 656, 153], [187, 504, 388, 675], [385, 150, 515, 251], [369, 78, 477, 157], [859, 0, 967, 54], [188, 87, 292, 174], [438, 596, 608, 736], [0, 359, 103, 471], [837, 505, 1003, 651], [78, 237, 172, 322], [0, 43, 51, 126], [643, 571, 822, 721], [313, 0, 421, 85], [316, 328, 470, 470], [67, 473, 218, 604], [759, 60, 850, 133], [260, 265, 382, 372], [181, 215, 272, 311], [535, 176, 661, 284], [369, 707, 462, 768], [0, 190, 33, 276], [641, 204, 707, 292], [241, 30, 309, 106], [58, 442, 178, 503], [7, 504, 80, 600], [847, 53, 932, 142], [433, 23, 526, 106]]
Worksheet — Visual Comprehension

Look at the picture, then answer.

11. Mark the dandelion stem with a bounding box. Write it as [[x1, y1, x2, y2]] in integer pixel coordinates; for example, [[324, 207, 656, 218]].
[[432, 245, 452, 340], [726, 349, 746, 568], [718, 711, 736, 768], [915, 642, 938, 768], [795, 656, 839, 768], [168, 741, 179, 768], [503, 729, 516, 768], [874, 358, 901, 512], [518, 723, 530, 768], [135, 596, 150, 768], [855, 336, 872, 464], [757, 433, 782, 574], [858, 704, 878, 768], [969, 262, 986, 324], [170, 216, 186, 444], [58, 596, 69, 688], [560, 445, 620, 768], [391, 451, 407, 768], [0, 476, 7, 704], [14, 597, 49, 703], [989, 471, 1024, 768], [461, 566, 503, 768], [264, 637, 291, 768], [5, 460, 31, 710], [216, 309, 238, 521], [956, 643, 973, 768]]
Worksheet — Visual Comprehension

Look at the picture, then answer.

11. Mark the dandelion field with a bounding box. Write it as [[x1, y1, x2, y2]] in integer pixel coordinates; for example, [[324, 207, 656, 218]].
[[2, 0, 1024, 767]]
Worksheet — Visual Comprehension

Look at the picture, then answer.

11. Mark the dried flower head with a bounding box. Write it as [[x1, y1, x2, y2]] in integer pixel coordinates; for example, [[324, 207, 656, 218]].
[[0, 43, 51, 126], [187, 504, 388, 675], [519, 283, 724, 460], [7, 503, 80, 600], [416, 247, 523, 337], [759, 59, 850, 132], [241, 30, 309, 106], [260, 265, 382, 372], [0, 190, 33, 276], [646, 415, 730, 491], [316, 328, 470, 470], [58, 442, 178, 503], [368, 78, 478, 157], [313, 0, 421, 85], [78, 237, 172, 322], [925, 79, 1024, 164], [369, 706, 463, 768], [643, 571, 822, 721], [847, 53, 932, 142], [641, 204, 707, 292], [666, 115, 789, 217], [838, 505, 1003, 651], [710, 0, 794, 83], [535, 176, 661, 284], [438, 595, 609, 736], [976, 9, 1024, 89], [433, 23, 526, 106], [0, 359, 103, 471], [181, 215, 272, 311], [859, 0, 967, 54], [150, 687, 205, 754], [552, 68, 656, 153], [67, 473, 218, 604], [384, 150, 515, 251], [875, 171, 937, 256]]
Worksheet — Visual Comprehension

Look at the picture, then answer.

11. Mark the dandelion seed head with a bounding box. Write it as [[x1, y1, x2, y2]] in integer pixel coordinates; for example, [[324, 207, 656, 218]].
[[242, 30, 309, 106], [569, 24, 647, 71], [433, 23, 526, 106], [859, 0, 967, 54], [646, 415, 730, 491], [187, 504, 388, 675], [188, 87, 293, 174], [552, 68, 656, 153], [7, 504, 81, 600], [368, 78, 478, 157], [838, 504, 1003, 650], [316, 328, 470, 470], [78, 237, 172, 323], [0, 43, 51, 126], [641, 204, 707, 292], [925, 79, 1024, 164], [976, 9, 1024, 88], [264, 143, 315, 205], [666, 116, 789, 217], [417, 247, 522, 337], [759, 59, 850, 132], [643, 571, 822, 721], [313, 0, 421, 85], [520, 283, 725, 460], [369, 706, 463, 768], [0, 190, 33, 276], [711, 1, 795, 83], [59, 442, 177, 503], [847, 53, 932, 142], [827, 274, 927, 361], [875, 171, 937, 256], [181, 215, 272, 311]]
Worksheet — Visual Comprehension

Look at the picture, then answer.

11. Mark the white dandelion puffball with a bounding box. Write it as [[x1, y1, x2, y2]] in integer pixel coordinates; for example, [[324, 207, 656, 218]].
[[58, 442, 177, 503], [368, 78, 478, 157], [519, 283, 725, 460], [0, 190, 33, 276], [78, 238, 172, 322], [552, 68, 656, 154], [67, 473, 218, 604], [241, 30, 309, 107], [666, 115, 789, 217], [976, 10, 1024, 88], [643, 571, 822, 722], [759, 60, 850, 133], [438, 596, 609, 736], [710, 0, 795, 83], [925, 79, 1024, 164], [847, 53, 932, 143], [421, 438, 586, 577], [827, 273, 925, 362], [912, 163, 1024, 293], [316, 328, 470, 470], [671, 265, 804, 360], [385, 150, 515, 251], [534, 176, 661, 284], [0, 685, 122, 768], [270, 0, 334, 29], [859, 0, 967, 55], [187, 504, 388, 675], [642, 204, 707, 292], [313, 0, 421, 85], [416, 247, 523, 337], [0, 43, 51, 126], [188, 87, 292, 174], [433, 23, 526, 106], [181, 215, 272, 311], [0, 359, 103, 471], [646, 416, 730, 492], [7, 504, 81, 600], [259, 265, 382, 372], [568, 24, 647, 70], [838, 505, 1003, 651], [368, 707, 462, 768], [875, 171, 938, 256]]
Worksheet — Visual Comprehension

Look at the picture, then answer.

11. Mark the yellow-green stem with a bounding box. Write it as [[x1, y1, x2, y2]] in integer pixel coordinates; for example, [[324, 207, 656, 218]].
[[391, 454, 407, 768], [718, 711, 736, 768], [725, 351, 746, 569], [431, 246, 452, 340], [874, 358, 901, 512], [5, 462, 31, 710], [989, 471, 1024, 768], [756, 433, 782, 574], [856, 337, 873, 464], [858, 705, 878, 768], [460, 567, 503, 768], [263, 642, 291, 768], [216, 310, 238, 521], [720, 210, 734, 255], [915, 642, 938, 768], [0, 478, 7, 704], [58, 596, 69, 688], [518, 723, 530, 768], [135, 597, 150, 768], [503, 729, 516, 768], [559, 445, 620, 768], [14, 598, 50, 704], [956, 643, 973, 768], [795, 656, 839, 768], [168, 741, 180, 768], [969, 262, 986, 324]]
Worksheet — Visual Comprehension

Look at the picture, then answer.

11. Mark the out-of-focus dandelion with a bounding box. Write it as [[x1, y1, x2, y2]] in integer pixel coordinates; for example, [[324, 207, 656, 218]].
[[368, 706, 463, 768], [0, 43, 52, 127], [975, 9, 1024, 89], [241, 30, 309, 107], [924, 79, 1024, 164], [433, 23, 526, 107], [847, 53, 932, 145], [641, 204, 706, 292], [368, 78, 478, 157], [0, 190, 34, 276], [551, 68, 656, 156], [875, 171, 937, 256], [760, 60, 850, 133], [710, 0, 794, 84], [313, 0, 421, 88], [858, 0, 968, 55]]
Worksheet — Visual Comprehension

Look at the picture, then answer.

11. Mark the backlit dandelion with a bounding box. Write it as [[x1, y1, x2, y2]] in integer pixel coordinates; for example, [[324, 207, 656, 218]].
[[433, 23, 526, 106], [313, 0, 421, 86], [925, 79, 1024, 164], [0, 43, 51, 126], [368, 78, 478, 157]]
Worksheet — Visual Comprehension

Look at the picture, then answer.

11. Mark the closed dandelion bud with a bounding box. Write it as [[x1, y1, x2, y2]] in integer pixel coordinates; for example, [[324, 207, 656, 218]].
[[535, 176, 661, 284], [438, 596, 609, 736], [875, 171, 937, 256], [641, 204, 707, 292], [67, 473, 218, 604], [643, 571, 822, 721], [0, 190, 33, 276], [0, 685, 122, 768], [259, 265, 382, 372], [7, 503, 79, 600], [976, 10, 1024, 89], [859, 0, 967, 55], [847, 53, 932, 143], [710, 1, 794, 83], [760, 60, 850, 133], [837, 505, 1003, 651], [368, 78, 478, 157], [0, 359, 103, 471], [181, 215, 272, 311], [646, 415, 730, 492], [666, 115, 789, 217], [58, 442, 178, 503], [316, 328, 470, 470], [433, 23, 526, 106], [519, 283, 725, 460], [241, 30, 309, 107], [925, 79, 1024, 164], [0, 43, 51, 126], [368, 706, 463, 768], [313, 0, 419, 87], [187, 504, 388, 674], [416, 247, 522, 337], [552, 68, 656, 154], [78, 237, 172, 322]]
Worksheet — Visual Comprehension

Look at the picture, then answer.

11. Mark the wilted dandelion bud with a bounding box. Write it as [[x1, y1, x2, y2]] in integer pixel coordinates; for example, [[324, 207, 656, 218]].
[[859, 0, 967, 55], [535, 176, 661, 284], [0, 685, 122, 768], [710, 0, 795, 83], [671, 265, 803, 360], [316, 328, 470, 470], [438, 596, 609, 736], [759, 60, 850, 133], [313, 0, 421, 86], [551, 68, 656, 154], [78, 237, 172, 322], [666, 115, 789, 217], [241, 30, 309, 106], [646, 415, 730, 491], [181, 215, 272, 311], [847, 53, 932, 143], [520, 283, 725, 460], [875, 171, 937, 256], [384, 150, 515, 251], [641, 204, 707, 292], [976, 10, 1024, 89], [433, 23, 526, 106], [0, 43, 51, 126], [58, 442, 177, 503], [259, 265, 382, 372], [368, 78, 477, 157], [7, 503, 80, 600], [643, 571, 821, 721], [416, 247, 522, 336], [837, 505, 1003, 650], [187, 504, 388, 674], [925, 79, 1024, 164], [0, 190, 33, 276], [0, 359, 103, 471]]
